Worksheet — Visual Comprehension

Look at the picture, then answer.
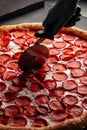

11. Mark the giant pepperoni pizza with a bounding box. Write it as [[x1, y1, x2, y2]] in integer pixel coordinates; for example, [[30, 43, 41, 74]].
[[0, 23, 87, 130]]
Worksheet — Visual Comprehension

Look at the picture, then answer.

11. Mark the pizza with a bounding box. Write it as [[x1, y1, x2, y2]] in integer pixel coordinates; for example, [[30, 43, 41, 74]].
[[0, 23, 87, 130]]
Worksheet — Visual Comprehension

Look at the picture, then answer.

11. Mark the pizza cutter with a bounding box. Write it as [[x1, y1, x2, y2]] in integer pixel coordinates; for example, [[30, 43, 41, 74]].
[[18, 38, 49, 71]]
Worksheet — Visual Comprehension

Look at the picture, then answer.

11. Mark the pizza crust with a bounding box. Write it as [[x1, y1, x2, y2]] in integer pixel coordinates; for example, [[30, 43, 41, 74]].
[[0, 22, 87, 130]]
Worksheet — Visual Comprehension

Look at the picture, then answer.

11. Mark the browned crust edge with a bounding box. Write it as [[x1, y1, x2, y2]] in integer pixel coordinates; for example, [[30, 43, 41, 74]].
[[0, 23, 87, 130]]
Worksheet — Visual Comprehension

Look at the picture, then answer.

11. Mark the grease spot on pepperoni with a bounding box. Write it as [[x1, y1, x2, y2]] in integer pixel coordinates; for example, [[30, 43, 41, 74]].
[[9, 116, 27, 127], [49, 100, 63, 111], [5, 105, 20, 117], [53, 41, 66, 49], [82, 98, 87, 110], [83, 58, 87, 66], [32, 118, 48, 127], [37, 106, 48, 115], [24, 105, 37, 117], [50, 87, 65, 99], [0, 64, 6, 75], [35, 94, 49, 105], [6, 60, 19, 71], [47, 55, 59, 64], [62, 80, 78, 91], [67, 105, 83, 117], [80, 76, 87, 85], [52, 111, 68, 121], [62, 34, 75, 42], [52, 63, 67, 71], [49, 48, 60, 55], [44, 79, 56, 91], [2, 91, 16, 102], [62, 95, 78, 106], [77, 85, 87, 95], [3, 71, 17, 80], [59, 54, 74, 61], [0, 115, 9, 125], [71, 68, 85, 78], [28, 82, 43, 92], [0, 54, 11, 63], [52, 72, 68, 82], [66, 60, 81, 69], [15, 96, 31, 107], [0, 81, 6, 92]]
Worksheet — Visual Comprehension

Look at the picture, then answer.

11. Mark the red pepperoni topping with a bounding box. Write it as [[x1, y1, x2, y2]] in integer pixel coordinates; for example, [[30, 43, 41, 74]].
[[44, 79, 56, 91], [3, 71, 17, 80], [13, 30, 25, 38], [14, 38, 26, 46], [82, 40, 87, 48], [6, 60, 19, 71], [71, 68, 85, 78], [47, 55, 59, 64], [28, 82, 42, 92], [35, 94, 49, 105], [2, 91, 16, 102], [49, 48, 60, 55], [54, 33, 62, 38], [62, 47, 73, 55], [52, 72, 68, 82], [0, 115, 9, 125], [32, 118, 48, 127], [38, 64, 51, 72], [0, 64, 6, 75], [62, 34, 75, 42], [62, 80, 78, 91], [42, 39, 53, 44], [74, 38, 85, 47], [83, 58, 87, 66], [12, 75, 26, 86], [77, 85, 87, 95], [52, 111, 68, 121], [49, 100, 63, 111], [0, 81, 6, 92], [52, 63, 67, 71], [15, 96, 31, 107], [82, 98, 87, 110], [75, 50, 87, 58], [66, 60, 81, 69], [59, 54, 74, 61], [67, 105, 83, 117], [80, 76, 87, 85], [12, 52, 22, 60], [37, 106, 48, 115], [62, 95, 78, 106], [53, 41, 66, 49], [5, 105, 20, 117], [50, 87, 65, 99], [24, 105, 37, 117], [0, 54, 11, 63], [9, 85, 23, 92], [9, 116, 27, 127]]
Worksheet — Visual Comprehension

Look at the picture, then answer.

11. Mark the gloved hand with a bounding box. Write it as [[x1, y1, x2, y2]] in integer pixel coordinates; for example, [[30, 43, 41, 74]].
[[35, 0, 81, 40]]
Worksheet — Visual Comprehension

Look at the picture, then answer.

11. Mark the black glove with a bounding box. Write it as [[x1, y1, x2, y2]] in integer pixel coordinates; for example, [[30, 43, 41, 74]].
[[35, 0, 81, 40]]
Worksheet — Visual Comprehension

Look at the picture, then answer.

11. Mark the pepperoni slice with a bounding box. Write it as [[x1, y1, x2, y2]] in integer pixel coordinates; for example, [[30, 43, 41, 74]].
[[35, 72, 45, 82], [6, 60, 19, 71], [77, 85, 87, 95], [71, 68, 85, 78], [32, 118, 48, 127], [12, 76, 26, 86], [44, 79, 56, 91], [66, 60, 81, 69], [62, 95, 78, 106], [67, 105, 83, 117], [62, 34, 75, 42], [37, 106, 48, 115], [52, 111, 68, 121], [62, 47, 73, 55], [74, 38, 85, 47], [54, 33, 62, 38], [49, 48, 60, 55], [53, 41, 66, 49], [2, 91, 16, 102], [0, 54, 11, 63], [47, 55, 59, 64], [38, 64, 51, 72], [75, 50, 87, 58], [49, 100, 63, 111], [52, 72, 68, 82], [0, 115, 9, 125], [3, 71, 17, 80], [9, 85, 23, 92], [62, 80, 78, 91], [15, 96, 31, 107], [80, 76, 87, 85], [13, 30, 25, 38], [50, 87, 65, 99], [59, 54, 74, 61], [0, 64, 6, 75], [82, 40, 87, 48], [82, 98, 87, 110], [52, 63, 67, 71], [0, 81, 6, 92], [42, 39, 53, 44], [28, 82, 43, 92], [35, 94, 49, 105], [5, 105, 20, 117], [83, 58, 87, 66], [14, 38, 26, 46], [24, 105, 37, 117], [12, 52, 22, 60], [9, 116, 27, 127]]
